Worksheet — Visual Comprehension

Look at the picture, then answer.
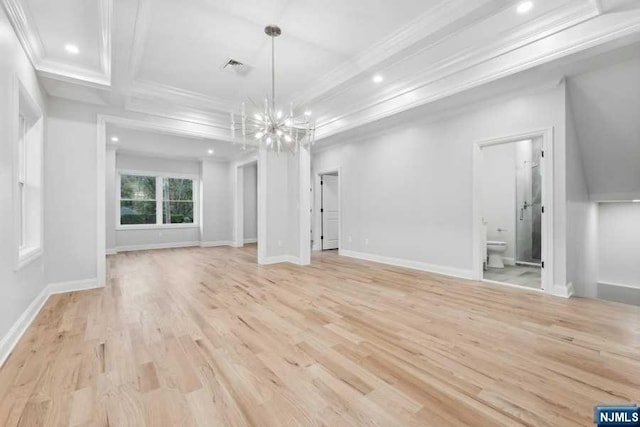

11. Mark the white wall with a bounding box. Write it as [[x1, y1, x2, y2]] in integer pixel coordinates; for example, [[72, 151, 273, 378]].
[[598, 203, 640, 289], [201, 160, 232, 244], [565, 95, 599, 298], [481, 143, 516, 263], [242, 163, 257, 241], [0, 8, 48, 341], [312, 84, 568, 286], [113, 154, 201, 250], [45, 98, 99, 284]]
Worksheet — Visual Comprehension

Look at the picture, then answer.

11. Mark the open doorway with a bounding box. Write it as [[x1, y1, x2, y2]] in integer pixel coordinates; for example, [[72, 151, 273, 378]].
[[473, 130, 554, 292], [241, 162, 258, 246]]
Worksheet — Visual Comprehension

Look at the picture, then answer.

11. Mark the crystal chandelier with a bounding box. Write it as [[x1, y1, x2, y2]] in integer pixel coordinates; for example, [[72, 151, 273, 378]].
[[230, 25, 315, 153]]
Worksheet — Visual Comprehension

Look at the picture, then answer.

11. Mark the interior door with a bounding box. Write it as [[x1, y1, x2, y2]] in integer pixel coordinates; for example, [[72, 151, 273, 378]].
[[321, 175, 339, 250]]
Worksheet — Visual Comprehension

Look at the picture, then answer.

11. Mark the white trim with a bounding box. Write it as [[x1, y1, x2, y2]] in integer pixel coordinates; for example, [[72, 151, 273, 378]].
[[1, 0, 112, 88], [482, 279, 544, 293], [106, 248, 117, 255], [260, 255, 303, 266], [0, 286, 48, 367], [298, 147, 311, 265], [200, 241, 234, 248], [314, 167, 342, 253], [243, 238, 257, 244], [598, 280, 640, 291], [116, 170, 200, 228], [48, 279, 101, 295], [232, 155, 258, 249], [115, 241, 200, 253], [13, 76, 44, 272], [552, 282, 574, 298], [472, 128, 557, 295], [257, 148, 268, 264], [97, 117, 107, 287], [0, 278, 100, 367], [340, 249, 475, 280], [116, 224, 199, 231]]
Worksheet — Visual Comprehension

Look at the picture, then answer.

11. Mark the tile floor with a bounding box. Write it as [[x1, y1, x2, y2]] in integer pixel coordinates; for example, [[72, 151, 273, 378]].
[[484, 263, 541, 289]]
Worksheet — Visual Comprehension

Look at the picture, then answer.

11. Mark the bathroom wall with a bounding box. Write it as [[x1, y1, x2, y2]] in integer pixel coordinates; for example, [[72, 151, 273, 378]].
[[481, 143, 516, 264]]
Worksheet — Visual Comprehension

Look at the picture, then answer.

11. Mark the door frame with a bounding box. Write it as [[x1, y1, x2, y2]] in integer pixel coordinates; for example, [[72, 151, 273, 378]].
[[232, 157, 258, 248], [472, 128, 554, 294], [313, 167, 341, 252]]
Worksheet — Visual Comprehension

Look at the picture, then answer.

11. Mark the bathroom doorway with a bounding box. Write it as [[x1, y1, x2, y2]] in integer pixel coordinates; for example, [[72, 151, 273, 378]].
[[473, 130, 554, 293]]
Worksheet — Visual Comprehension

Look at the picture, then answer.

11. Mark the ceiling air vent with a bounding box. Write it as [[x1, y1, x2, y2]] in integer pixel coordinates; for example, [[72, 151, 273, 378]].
[[221, 58, 252, 76]]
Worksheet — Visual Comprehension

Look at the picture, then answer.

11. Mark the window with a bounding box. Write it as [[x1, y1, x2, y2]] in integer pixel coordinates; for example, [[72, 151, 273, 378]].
[[163, 178, 194, 224], [15, 80, 44, 270], [118, 172, 197, 227], [120, 175, 157, 225]]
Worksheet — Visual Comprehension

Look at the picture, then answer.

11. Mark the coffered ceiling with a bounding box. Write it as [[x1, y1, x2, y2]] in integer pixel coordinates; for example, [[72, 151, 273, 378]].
[[3, 0, 640, 142]]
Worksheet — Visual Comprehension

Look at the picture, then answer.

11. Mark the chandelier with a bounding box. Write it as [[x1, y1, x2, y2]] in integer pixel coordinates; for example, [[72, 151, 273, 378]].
[[230, 25, 315, 153]]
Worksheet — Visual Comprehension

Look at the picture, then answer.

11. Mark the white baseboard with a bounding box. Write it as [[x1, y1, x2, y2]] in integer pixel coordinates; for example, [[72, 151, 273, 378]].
[[0, 277, 102, 367], [502, 257, 516, 266], [598, 281, 640, 306], [243, 238, 257, 244], [551, 282, 574, 298], [200, 241, 234, 248], [105, 248, 117, 255], [259, 255, 305, 265], [339, 249, 475, 280], [48, 278, 101, 295], [116, 241, 201, 252], [0, 286, 49, 367]]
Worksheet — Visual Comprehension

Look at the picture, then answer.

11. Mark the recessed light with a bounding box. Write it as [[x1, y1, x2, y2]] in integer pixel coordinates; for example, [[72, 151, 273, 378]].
[[517, 1, 533, 14], [65, 44, 79, 55], [207, 149, 214, 155], [110, 136, 119, 142], [304, 110, 312, 116], [372, 74, 384, 83]]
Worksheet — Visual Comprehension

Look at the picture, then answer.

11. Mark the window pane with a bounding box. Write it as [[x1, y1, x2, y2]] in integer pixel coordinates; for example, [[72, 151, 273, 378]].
[[121, 175, 156, 200], [163, 178, 193, 201], [120, 201, 156, 224], [163, 201, 194, 224]]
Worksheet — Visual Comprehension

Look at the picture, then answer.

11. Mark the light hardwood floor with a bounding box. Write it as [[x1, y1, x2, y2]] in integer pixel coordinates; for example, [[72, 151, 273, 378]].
[[1, 245, 639, 426]]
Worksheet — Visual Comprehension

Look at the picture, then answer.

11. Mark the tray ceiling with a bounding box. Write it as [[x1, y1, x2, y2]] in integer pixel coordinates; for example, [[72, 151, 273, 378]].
[[3, 0, 640, 143]]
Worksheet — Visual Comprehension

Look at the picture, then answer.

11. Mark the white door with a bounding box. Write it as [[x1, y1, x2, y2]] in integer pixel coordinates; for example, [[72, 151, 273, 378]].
[[322, 175, 339, 250]]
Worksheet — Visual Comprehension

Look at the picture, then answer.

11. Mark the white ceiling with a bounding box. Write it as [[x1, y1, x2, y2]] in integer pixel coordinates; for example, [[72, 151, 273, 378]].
[[106, 124, 245, 160], [3, 0, 640, 150]]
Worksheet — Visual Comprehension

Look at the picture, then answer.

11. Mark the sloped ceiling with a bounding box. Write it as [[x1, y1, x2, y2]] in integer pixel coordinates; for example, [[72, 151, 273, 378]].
[[567, 49, 640, 201]]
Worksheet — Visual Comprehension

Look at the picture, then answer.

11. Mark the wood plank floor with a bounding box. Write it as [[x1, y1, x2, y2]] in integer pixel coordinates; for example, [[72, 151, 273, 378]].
[[1, 245, 640, 426]]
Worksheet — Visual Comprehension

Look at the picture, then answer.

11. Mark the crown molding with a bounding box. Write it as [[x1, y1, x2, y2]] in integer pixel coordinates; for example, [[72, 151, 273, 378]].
[[1, 0, 112, 88], [289, 0, 500, 106], [314, 8, 640, 139], [129, 79, 235, 113], [313, 0, 601, 127]]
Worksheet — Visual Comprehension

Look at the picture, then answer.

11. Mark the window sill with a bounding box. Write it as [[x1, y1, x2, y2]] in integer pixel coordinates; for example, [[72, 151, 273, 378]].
[[15, 246, 43, 271], [116, 224, 199, 231]]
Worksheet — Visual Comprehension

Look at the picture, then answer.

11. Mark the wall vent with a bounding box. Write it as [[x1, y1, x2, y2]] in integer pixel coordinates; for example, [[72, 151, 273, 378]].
[[221, 58, 252, 76]]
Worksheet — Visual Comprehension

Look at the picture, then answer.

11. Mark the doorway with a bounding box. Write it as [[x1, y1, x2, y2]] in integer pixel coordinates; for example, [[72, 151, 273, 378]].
[[321, 173, 340, 250], [241, 162, 258, 246], [473, 129, 554, 293]]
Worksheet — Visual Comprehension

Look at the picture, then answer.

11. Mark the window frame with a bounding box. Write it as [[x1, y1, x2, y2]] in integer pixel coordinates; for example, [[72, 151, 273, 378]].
[[116, 169, 199, 230], [14, 77, 44, 271]]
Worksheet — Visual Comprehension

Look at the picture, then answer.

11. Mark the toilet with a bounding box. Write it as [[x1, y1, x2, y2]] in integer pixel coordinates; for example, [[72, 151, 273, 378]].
[[486, 241, 508, 268]]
